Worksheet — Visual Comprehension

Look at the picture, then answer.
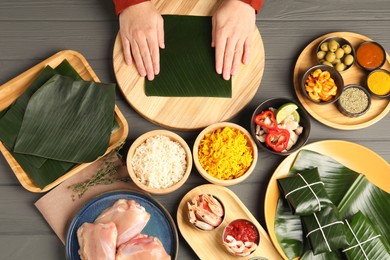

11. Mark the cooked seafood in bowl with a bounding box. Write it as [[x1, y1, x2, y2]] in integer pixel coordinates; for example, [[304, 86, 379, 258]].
[[187, 193, 225, 231]]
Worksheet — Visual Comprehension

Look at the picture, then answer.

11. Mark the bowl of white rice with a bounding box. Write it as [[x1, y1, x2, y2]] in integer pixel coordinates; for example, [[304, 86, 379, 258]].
[[126, 130, 192, 195]]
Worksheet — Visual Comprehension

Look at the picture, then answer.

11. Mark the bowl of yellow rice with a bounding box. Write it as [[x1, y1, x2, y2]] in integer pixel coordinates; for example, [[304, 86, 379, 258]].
[[193, 122, 258, 186]]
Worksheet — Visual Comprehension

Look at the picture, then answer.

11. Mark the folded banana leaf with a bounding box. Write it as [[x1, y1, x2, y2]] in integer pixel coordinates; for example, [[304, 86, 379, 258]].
[[274, 149, 390, 260], [145, 15, 232, 97], [278, 167, 332, 215], [0, 60, 82, 169], [0, 59, 115, 189], [341, 211, 390, 260], [14, 74, 115, 163], [301, 204, 349, 255]]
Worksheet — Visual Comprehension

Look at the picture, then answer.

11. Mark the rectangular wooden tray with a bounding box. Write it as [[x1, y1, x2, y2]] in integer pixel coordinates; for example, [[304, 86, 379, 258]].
[[177, 184, 282, 259], [0, 50, 128, 192]]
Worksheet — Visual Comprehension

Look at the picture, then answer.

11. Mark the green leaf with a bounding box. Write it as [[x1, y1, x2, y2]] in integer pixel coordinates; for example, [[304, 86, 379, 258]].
[[338, 175, 390, 253], [14, 74, 116, 163], [275, 197, 304, 259], [145, 15, 232, 97]]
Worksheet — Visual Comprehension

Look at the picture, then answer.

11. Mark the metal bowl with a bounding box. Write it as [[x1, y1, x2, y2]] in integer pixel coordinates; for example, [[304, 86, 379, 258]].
[[337, 84, 371, 117]]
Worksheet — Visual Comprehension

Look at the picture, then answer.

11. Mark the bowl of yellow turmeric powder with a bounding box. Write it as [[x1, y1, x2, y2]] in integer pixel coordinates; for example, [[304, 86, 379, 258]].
[[193, 122, 258, 186], [366, 69, 390, 98]]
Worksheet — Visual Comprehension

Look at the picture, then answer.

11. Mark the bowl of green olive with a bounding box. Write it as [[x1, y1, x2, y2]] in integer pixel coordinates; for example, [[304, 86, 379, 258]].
[[316, 37, 355, 72]]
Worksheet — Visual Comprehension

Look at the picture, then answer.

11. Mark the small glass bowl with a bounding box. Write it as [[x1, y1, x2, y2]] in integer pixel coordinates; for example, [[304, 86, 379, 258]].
[[355, 41, 386, 71], [316, 36, 356, 72], [337, 84, 371, 117], [366, 69, 390, 99], [222, 219, 260, 257]]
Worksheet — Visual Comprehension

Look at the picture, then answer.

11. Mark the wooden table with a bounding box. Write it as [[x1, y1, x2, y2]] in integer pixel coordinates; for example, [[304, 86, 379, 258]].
[[0, 0, 389, 259]]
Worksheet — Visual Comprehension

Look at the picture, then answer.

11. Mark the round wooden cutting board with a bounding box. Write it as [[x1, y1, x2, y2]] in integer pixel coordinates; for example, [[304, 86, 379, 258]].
[[293, 32, 390, 130], [113, 0, 265, 130]]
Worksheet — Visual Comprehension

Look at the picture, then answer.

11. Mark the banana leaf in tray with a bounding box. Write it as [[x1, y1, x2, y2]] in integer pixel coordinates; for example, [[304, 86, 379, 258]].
[[0, 60, 116, 189], [13, 74, 115, 163], [274, 150, 390, 259], [144, 15, 232, 97]]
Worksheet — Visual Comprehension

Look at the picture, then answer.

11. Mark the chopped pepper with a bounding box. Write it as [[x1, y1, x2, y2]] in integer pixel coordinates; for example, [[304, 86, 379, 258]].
[[265, 128, 290, 152], [254, 110, 277, 130]]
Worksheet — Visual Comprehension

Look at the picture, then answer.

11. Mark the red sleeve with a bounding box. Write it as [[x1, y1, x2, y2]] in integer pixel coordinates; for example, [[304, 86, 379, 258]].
[[240, 0, 264, 12], [113, 0, 149, 16], [113, 0, 264, 16]]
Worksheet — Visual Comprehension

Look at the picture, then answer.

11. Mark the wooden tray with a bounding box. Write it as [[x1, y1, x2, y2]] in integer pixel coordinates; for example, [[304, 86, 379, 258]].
[[293, 32, 390, 130], [177, 184, 282, 259], [0, 50, 129, 192], [113, 0, 265, 131]]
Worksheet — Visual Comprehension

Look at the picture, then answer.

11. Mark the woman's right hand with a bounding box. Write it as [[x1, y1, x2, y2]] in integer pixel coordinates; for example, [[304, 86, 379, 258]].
[[119, 2, 164, 80]]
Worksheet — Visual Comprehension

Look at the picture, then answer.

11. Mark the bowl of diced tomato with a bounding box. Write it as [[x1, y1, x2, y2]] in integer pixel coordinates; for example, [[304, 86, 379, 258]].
[[250, 98, 311, 156]]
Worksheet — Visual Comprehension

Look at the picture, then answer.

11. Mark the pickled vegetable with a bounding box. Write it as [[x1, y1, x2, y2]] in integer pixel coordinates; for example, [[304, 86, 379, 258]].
[[317, 38, 354, 71]]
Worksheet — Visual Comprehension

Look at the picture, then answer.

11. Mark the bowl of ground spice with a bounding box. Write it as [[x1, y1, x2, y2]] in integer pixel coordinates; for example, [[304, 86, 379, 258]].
[[193, 122, 258, 186], [127, 130, 192, 195], [337, 85, 371, 117], [366, 69, 390, 98]]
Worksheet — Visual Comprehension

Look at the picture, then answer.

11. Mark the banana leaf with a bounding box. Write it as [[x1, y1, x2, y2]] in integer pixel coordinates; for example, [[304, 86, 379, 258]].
[[301, 250, 341, 260], [338, 175, 390, 252], [275, 197, 304, 259], [14, 74, 115, 163], [274, 150, 390, 259], [145, 15, 232, 97], [341, 211, 390, 260], [277, 168, 332, 215], [0, 60, 81, 169]]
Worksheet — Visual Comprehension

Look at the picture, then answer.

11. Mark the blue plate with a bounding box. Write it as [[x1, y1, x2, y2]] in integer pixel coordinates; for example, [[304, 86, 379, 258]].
[[65, 190, 178, 259]]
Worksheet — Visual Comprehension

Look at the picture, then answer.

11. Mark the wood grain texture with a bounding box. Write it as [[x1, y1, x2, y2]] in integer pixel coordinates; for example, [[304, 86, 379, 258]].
[[177, 184, 282, 259], [113, 0, 265, 130], [293, 32, 390, 130], [0, 50, 128, 192]]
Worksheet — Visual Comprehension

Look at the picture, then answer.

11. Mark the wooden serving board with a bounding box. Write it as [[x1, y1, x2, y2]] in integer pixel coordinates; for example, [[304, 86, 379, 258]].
[[177, 184, 282, 259], [0, 50, 128, 192], [293, 32, 390, 130], [113, 0, 265, 130]]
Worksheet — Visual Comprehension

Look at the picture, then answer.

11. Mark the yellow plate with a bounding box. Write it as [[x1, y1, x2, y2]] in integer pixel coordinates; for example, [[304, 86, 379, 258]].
[[0, 50, 129, 193], [264, 140, 390, 259]]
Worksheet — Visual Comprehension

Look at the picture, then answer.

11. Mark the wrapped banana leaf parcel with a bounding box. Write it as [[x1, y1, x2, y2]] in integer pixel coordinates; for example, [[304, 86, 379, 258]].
[[342, 211, 390, 260], [0, 60, 116, 189], [278, 167, 333, 215]]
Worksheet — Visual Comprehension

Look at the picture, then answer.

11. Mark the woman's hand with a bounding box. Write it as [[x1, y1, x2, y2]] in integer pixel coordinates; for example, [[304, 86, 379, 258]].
[[212, 0, 256, 80], [119, 2, 164, 80]]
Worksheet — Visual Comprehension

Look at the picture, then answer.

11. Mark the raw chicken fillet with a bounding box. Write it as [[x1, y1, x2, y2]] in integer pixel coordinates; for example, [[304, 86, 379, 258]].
[[116, 234, 171, 260], [77, 222, 117, 260], [95, 199, 151, 246]]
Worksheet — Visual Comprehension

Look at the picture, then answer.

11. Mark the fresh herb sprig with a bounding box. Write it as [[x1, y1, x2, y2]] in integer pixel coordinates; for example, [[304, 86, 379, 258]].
[[68, 142, 129, 200]]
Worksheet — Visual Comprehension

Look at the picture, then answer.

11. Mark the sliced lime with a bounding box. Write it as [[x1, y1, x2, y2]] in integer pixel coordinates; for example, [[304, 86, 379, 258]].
[[276, 103, 299, 123], [291, 110, 300, 123]]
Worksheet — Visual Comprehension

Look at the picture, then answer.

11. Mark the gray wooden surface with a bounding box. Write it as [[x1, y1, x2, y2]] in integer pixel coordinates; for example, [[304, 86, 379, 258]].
[[0, 0, 389, 259]]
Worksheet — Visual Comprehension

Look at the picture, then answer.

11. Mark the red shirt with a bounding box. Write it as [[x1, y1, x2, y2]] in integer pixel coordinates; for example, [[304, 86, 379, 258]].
[[113, 0, 264, 16]]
